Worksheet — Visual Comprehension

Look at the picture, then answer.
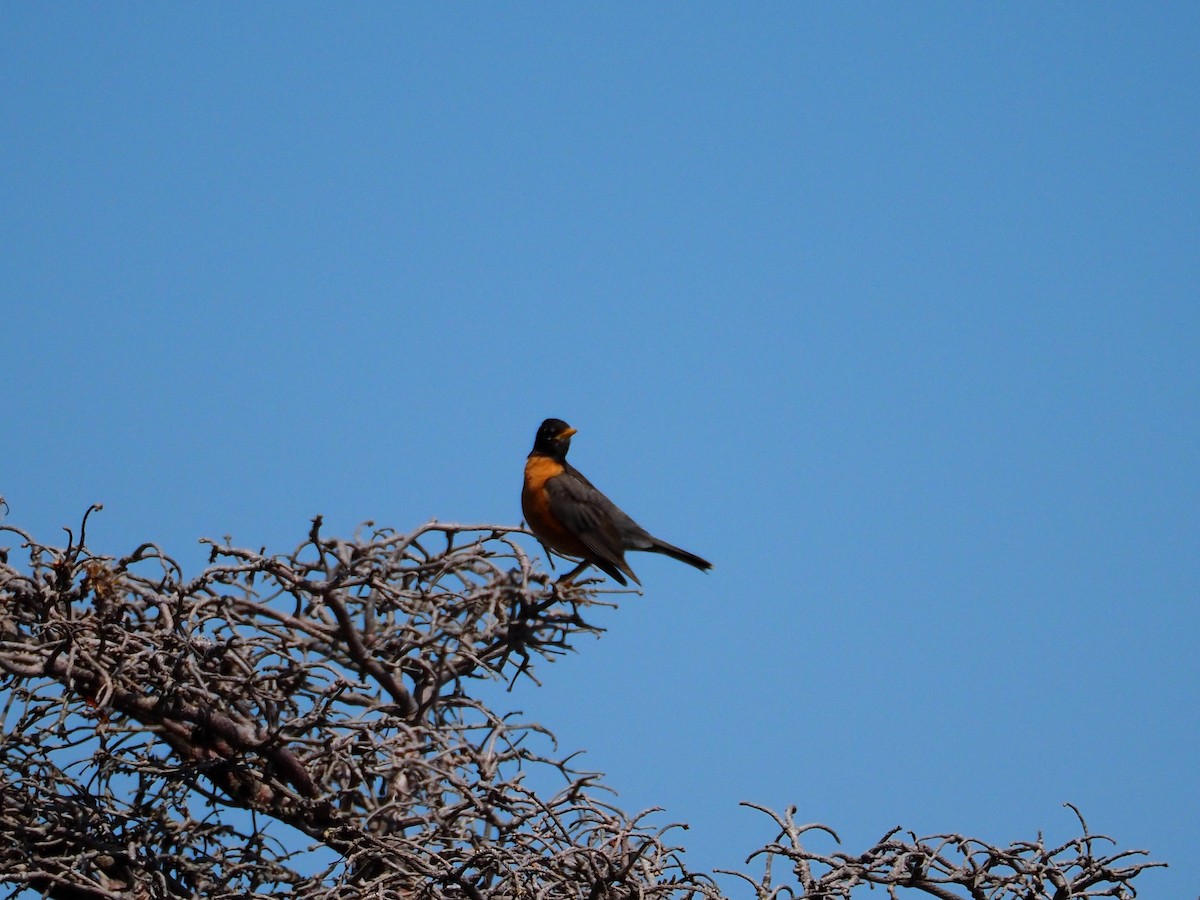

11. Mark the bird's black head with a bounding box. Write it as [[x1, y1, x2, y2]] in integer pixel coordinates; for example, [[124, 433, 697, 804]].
[[531, 418, 577, 459]]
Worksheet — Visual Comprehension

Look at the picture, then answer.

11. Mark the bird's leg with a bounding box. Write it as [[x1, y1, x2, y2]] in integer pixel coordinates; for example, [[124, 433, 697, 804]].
[[556, 560, 590, 586]]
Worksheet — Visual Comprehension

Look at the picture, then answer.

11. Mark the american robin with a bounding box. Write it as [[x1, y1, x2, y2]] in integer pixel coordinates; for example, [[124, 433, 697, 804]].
[[522, 418, 712, 586]]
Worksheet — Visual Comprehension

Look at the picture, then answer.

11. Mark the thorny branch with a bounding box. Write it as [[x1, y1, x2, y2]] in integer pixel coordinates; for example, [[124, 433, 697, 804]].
[[0, 510, 1165, 899], [721, 802, 1164, 900]]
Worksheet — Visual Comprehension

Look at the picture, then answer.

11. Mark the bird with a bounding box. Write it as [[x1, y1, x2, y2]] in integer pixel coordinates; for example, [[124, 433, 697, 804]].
[[521, 417, 712, 586]]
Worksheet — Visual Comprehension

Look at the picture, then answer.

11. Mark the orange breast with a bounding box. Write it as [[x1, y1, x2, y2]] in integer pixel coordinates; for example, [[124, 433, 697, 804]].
[[522, 456, 589, 558]]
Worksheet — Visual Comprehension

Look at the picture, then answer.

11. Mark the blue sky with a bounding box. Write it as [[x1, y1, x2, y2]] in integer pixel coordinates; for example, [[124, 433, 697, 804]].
[[3, 5, 1197, 896]]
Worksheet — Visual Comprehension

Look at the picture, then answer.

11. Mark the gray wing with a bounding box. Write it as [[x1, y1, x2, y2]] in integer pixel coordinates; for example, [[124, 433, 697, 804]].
[[545, 469, 637, 584]]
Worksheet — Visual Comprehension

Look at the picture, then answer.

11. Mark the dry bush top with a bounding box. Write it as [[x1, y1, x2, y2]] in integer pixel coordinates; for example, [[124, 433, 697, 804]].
[[0, 508, 1163, 899]]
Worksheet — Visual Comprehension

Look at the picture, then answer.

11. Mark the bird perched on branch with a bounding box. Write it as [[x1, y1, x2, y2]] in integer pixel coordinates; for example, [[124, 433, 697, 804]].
[[521, 418, 712, 586]]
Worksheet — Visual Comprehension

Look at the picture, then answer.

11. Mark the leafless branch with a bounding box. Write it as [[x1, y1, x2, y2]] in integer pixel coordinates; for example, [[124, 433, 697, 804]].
[[0, 513, 1164, 899], [723, 801, 1164, 900]]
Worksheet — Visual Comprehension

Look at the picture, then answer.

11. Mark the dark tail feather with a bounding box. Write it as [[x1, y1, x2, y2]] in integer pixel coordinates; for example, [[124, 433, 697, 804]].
[[645, 538, 712, 572]]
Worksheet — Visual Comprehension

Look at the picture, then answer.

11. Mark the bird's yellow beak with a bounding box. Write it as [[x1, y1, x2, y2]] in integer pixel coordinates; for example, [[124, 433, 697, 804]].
[[559, 427, 577, 439]]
